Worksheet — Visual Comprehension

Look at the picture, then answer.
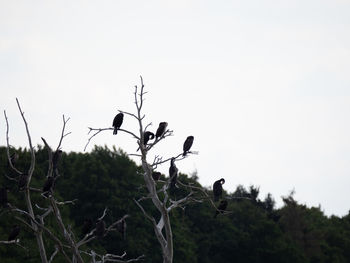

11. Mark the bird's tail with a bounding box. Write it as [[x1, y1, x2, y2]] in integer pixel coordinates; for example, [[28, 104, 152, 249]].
[[113, 128, 118, 135]]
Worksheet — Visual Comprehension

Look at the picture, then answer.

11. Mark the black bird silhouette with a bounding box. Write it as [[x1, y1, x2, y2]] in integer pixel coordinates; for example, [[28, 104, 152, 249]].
[[18, 173, 28, 191], [8, 225, 20, 241], [112, 113, 124, 135], [82, 219, 93, 235], [42, 176, 55, 197], [155, 122, 168, 140], [0, 187, 9, 207], [137, 131, 155, 151], [169, 158, 178, 189], [95, 220, 106, 238], [213, 178, 225, 202], [143, 131, 155, 146], [183, 136, 194, 156], [214, 200, 228, 218], [152, 171, 161, 181]]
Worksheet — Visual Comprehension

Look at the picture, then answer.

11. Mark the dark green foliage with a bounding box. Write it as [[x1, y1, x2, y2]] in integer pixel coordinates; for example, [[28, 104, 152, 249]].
[[1, 146, 350, 262]]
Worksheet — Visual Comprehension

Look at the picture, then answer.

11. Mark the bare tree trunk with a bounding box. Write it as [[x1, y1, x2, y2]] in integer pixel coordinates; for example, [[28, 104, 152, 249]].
[[140, 159, 173, 263], [4, 100, 145, 263], [4, 100, 49, 263], [86, 77, 207, 263], [26, 188, 48, 263]]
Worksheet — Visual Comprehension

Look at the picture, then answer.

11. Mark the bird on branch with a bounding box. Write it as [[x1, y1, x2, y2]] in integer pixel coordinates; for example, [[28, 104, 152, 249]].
[[8, 225, 20, 241], [183, 136, 194, 156], [112, 113, 124, 135], [155, 122, 168, 140], [214, 200, 228, 218], [42, 176, 55, 197], [95, 219, 106, 238], [213, 178, 225, 202], [169, 158, 178, 190], [143, 131, 155, 146], [152, 171, 161, 182]]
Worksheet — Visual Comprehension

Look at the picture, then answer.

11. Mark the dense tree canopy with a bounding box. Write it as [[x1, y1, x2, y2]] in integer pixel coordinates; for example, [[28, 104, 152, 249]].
[[1, 146, 350, 262]]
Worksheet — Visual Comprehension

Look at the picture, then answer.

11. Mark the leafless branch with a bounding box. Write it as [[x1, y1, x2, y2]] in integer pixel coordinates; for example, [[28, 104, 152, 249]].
[[118, 110, 139, 121], [146, 130, 173, 152], [0, 239, 28, 251], [56, 199, 78, 206], [0, 239, 19, 244], [3, 110, 23, 175], [36, 205, 53, 221], [128, 153, 142, 157], [14, 215, 35, 232], [84, 127, 140, 151], [81, 250, 145, 263], [97, 207, 108, 221], [12, 98, 49, 263], [48, 245, 59, 263], [3, 172, 19, 181], [56, 115, 71, 151], [11, 205, 72, 262], [151, 152, 184, 167], [77, 232, 96, 248], [49, 196, 84, 263], [41, 137, 54, 178], [15, 98, 35, 179], [77, 214, 130, 248], [134, 198, 167, 250], [106, 214, 129, 232], [144, 122, 152, 132], [29, 187, 42, 192], [133, 199, 155, 223]]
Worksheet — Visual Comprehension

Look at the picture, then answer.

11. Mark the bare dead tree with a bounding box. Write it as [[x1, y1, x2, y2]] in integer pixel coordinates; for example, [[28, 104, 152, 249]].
[[1, 99, 143, 263], [85, 77, 220, 263], [3, 98, 48, 263]]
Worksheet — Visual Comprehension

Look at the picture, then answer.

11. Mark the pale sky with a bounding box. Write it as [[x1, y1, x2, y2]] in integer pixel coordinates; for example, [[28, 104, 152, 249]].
[[1, 0, 350, 216]]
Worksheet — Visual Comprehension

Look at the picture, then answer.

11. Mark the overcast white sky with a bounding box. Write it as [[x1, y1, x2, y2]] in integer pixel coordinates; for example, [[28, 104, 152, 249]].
[[1, 0, 350, 216]]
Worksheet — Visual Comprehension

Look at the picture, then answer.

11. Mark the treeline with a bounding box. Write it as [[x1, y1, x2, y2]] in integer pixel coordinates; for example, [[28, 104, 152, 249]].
[[0, 146, 350, 263]]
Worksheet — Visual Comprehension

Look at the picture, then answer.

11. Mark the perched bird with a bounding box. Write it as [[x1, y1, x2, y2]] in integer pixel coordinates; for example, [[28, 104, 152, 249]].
[[169, 158, 178, 189], [112, 113, 124, 135], [143, 131, 155, 146], [155, 122, 168, 140], [136, 131, 155, 151], [18, 173, 28, 191], [95, 220, 106, 238], [52, 150, 62, 172], [82, 219, 93, 235], [0, 187, 9, 207], [183, 136, 194, 156], [42, 176, 55, 197], [214, 200, 228, 218], [152, 171, 161, 181], [8, 225, 20, 241], [117, 219, 127, 240], [213, 178, 225, 202]]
